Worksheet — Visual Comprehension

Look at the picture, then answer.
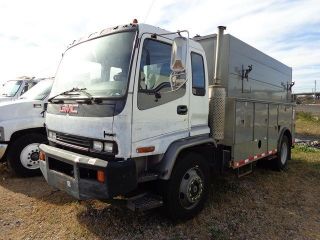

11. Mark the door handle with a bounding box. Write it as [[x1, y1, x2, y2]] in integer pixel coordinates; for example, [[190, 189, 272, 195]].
[[177, 105, 188, 115]]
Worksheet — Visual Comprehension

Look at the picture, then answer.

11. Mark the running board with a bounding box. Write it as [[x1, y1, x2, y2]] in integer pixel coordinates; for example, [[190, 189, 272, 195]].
[[137, 172, 159, 183], [127, 193, 163, 211]]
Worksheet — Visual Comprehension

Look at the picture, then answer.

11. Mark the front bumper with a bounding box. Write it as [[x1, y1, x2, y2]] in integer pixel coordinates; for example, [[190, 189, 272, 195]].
[[39, 144, 137, 200], [0, 143, 8, 160]]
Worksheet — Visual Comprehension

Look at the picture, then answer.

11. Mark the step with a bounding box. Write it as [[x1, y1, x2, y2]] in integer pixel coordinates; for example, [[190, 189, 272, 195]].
[[127, 193, 163, 211], [237, 163, 253, 178], [137, 172, 159, 183]]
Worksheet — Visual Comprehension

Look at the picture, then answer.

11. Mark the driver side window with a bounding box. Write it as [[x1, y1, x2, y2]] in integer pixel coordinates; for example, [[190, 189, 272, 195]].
[[138, 39, 185, 110], [139, 39, 171, 91], [21, 83, 29, 95]]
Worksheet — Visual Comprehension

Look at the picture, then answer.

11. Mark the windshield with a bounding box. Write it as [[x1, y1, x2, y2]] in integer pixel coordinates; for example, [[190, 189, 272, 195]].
[[20, 80, 53, 100], [0, 80, 23, 97], [50, 31, 136, 99]]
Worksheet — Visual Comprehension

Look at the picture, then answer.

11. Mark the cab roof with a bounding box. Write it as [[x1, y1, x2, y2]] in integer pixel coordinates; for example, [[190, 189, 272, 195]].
[[67, 22, 203, 51]]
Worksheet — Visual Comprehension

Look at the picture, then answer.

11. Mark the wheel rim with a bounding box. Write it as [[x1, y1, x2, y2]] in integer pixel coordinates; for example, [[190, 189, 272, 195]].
[[280, 141, 288, 165], [179, 166, 204, 210], [20, 143, 41, 170]]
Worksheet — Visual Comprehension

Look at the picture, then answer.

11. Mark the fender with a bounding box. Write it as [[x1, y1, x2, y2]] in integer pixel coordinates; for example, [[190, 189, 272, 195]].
[[277, 127, 292, 159], [158, 134, 217, 180], [2, 116, 45, 142], [0, 127, 46, 162]]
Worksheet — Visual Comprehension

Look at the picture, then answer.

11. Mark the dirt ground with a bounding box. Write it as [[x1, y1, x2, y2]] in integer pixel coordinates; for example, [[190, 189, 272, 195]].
[[0, 117, 319, 240]]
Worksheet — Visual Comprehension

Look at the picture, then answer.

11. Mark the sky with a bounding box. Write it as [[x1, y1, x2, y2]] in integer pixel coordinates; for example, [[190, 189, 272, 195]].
[[0, 0, 319, 93]]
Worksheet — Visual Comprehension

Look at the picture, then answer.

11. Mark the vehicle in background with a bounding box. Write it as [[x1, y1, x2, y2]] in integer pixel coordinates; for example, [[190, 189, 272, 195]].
[[0, 78, 40, 103], [38, 21, 295, 220], [0, 78, 54, 176]]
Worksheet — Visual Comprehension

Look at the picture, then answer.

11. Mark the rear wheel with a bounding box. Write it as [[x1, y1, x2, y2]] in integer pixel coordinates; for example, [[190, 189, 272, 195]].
[[273, 135, 290, 171], [162, 152, 210, 220], [7, 133, 47, 177]]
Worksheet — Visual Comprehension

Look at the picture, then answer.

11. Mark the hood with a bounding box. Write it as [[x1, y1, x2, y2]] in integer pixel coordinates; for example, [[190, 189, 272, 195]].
[[0, 99, 45, 122], [45, 112, 114, 141], [0, 96, 14, 103], [45, 102, 118, 140]]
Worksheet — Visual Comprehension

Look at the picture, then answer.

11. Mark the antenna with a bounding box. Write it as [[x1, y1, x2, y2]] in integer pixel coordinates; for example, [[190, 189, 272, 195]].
[[144, 0, 156, 23]]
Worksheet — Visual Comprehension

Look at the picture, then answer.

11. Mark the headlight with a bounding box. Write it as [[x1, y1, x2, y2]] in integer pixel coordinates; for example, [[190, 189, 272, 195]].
[[0, 127, 4, 141], [48, 131, 56, 140], [93, 141, 104, 152], [92, 141, 113, 153], [104, 142, 113, 152]]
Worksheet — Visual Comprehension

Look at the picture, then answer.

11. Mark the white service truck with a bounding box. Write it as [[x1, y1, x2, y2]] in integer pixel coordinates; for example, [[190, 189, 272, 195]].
[[38, 22, 295, 220], [0, 79, 54, 176], [0, 78, 40, 103]]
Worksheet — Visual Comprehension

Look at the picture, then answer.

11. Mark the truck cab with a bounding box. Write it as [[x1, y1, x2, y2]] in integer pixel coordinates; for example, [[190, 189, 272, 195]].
[[0, 79, 39, 103], [0, 78, 54, 176], [39, 22, 294, 220]]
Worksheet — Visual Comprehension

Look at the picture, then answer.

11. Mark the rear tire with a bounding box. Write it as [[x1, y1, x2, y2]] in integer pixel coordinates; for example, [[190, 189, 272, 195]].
[[273, 135, 290, 171], [162, 152, 210, 220], [7, 133, 47, 177]]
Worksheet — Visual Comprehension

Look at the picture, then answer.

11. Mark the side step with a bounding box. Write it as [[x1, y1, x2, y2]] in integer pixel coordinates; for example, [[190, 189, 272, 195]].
[[127, 193, 163, 211], [137, 172, 159, 183], [237, 163, 253, 178]]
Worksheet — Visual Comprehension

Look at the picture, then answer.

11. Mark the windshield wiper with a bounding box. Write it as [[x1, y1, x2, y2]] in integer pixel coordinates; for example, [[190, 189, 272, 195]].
[[48, 87, 94, 103]]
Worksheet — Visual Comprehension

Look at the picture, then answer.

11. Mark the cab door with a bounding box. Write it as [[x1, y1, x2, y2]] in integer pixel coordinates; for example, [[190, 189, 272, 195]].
[[131, 34, 190, 157], [189, 49, 209, 136]]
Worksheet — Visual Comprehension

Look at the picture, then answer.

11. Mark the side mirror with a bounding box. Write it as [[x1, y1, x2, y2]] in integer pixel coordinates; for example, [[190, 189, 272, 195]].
[[41, 103, 48, 118], [171, 36, 188, 72], [170, 36, 188, 91]]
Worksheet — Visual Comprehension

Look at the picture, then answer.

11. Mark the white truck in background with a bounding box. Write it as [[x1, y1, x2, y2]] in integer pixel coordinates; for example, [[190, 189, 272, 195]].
[[0, 78, 41, 103], [38, 22, 295, 220], [0, 78, 54, 176]]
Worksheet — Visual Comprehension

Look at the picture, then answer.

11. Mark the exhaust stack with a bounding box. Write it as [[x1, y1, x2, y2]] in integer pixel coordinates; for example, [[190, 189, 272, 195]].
[[209, 26, 226, 140], [214, 26, 226, 85]]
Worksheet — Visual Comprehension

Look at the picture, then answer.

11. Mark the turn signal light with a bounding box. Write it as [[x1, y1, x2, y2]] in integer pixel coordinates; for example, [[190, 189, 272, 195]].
[[39, 151, 46, 161], [97, 170, 105, 183], [136, 146, 155, 153]]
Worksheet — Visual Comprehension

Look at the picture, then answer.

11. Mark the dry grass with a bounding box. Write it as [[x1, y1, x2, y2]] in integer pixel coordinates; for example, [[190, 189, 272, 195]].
[[295, 112, 320, 139], [0, 148, 319, 240], [0, 117, 319, 239]]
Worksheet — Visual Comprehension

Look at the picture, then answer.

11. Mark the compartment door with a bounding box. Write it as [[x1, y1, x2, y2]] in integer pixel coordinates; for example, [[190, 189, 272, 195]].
[[234, 101, 254, 161], [268, 104, 278, 151], [253, 103, 268, 154]]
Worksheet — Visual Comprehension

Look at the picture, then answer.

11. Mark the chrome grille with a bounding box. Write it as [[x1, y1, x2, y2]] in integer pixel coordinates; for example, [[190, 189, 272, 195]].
[[55, 132, 91, 149]]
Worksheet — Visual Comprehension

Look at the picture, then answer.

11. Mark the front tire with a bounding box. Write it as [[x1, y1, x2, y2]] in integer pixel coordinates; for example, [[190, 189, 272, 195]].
[[162, 152, 210, 220], [7, 133, 47, 177]]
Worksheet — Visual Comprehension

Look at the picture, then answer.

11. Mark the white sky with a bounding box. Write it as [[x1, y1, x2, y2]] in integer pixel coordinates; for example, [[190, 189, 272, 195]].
[[0, 0, 319, 92]]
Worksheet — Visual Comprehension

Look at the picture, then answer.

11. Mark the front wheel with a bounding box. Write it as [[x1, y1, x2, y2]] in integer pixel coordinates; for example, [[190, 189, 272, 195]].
[[162, 152, 210, 220], [7, 133, 47, 177]]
